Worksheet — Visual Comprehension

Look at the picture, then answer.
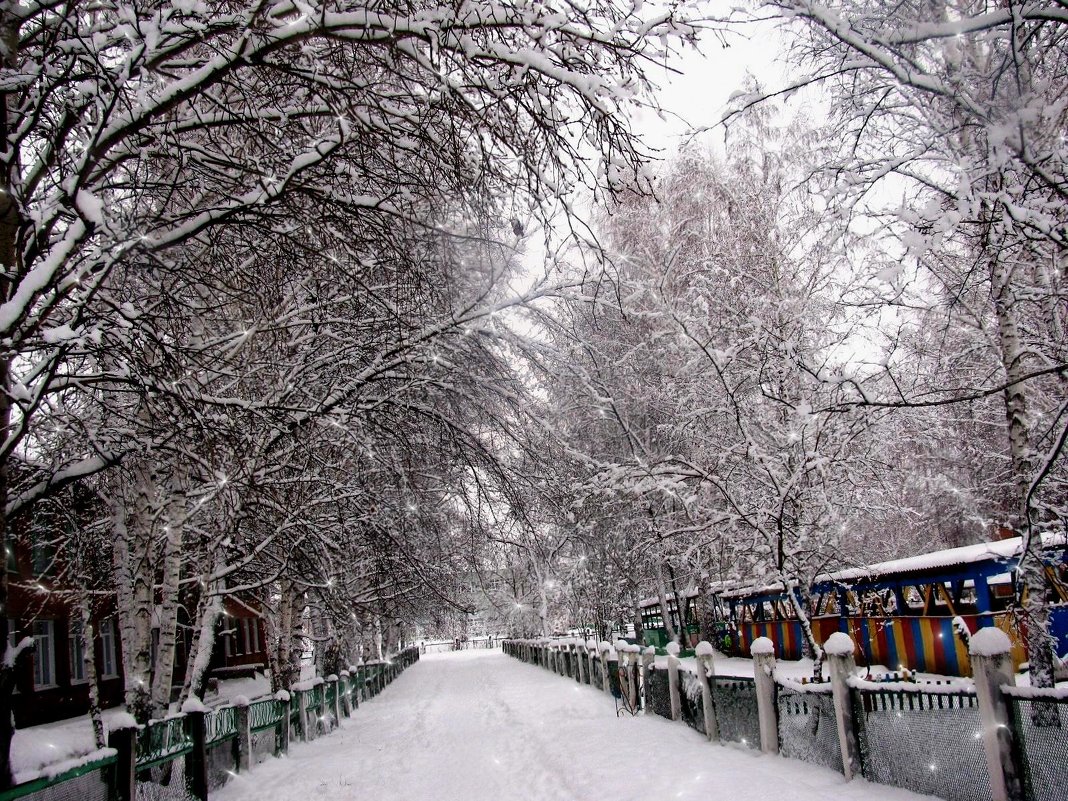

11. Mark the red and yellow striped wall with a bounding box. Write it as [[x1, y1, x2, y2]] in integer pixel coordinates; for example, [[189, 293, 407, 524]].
[[736, 613, 1027, 676], [737, 620, 805, 660]]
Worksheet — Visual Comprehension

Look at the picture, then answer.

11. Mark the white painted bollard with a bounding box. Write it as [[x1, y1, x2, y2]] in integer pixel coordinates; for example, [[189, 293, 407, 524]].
[[667, 641, 682, 720], [751, 636, 779, 754], [970, 628, 1026, 801], [694, 640, 719, 741], [825, 632, 863, 780], [642, 646, 656, 710]]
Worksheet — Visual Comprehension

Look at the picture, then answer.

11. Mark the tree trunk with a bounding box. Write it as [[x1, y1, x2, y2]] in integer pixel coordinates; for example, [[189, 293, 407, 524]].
[[78, 597, 106, 750], [149, 491, 183, 717], [655, 562, 678, 644], [990, 253, 1056, 690], [113, 466, 156, 723]]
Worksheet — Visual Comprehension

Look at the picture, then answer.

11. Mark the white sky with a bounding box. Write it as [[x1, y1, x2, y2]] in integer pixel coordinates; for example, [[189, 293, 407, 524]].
[[634, 22, 793, 153]]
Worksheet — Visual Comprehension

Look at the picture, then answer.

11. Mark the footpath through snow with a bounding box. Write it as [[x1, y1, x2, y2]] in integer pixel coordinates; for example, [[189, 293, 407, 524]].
[[214, 650, 935, 801]]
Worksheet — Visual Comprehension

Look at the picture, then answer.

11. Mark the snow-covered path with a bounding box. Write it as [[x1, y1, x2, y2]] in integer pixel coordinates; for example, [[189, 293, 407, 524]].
[[215, 650, 932, 801]]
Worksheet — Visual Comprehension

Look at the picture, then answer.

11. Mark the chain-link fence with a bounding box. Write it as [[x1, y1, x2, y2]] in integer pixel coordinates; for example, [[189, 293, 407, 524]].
[[679, 671, 705, 736], [135, 757, 194, 801], [5, 758, 114, 801], [646, 667, 672, 719], [710, 677, 759, 749], [776, 684, 841, 773], [1006, 690, 1068, 801], [855, 687, 989, 801]]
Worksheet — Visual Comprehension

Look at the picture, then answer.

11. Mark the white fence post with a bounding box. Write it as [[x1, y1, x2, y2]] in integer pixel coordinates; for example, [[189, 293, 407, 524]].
[[641, 646, 656, 709], [825, 632, 863, 780], [970, 628, 1026, 801], [695, 641, 719, 741], [751, 636, 779, 755], [667, 642, 682, 721]]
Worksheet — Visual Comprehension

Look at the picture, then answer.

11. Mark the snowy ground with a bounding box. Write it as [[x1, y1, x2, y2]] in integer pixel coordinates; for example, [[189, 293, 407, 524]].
[[214, 649, 935, 801]]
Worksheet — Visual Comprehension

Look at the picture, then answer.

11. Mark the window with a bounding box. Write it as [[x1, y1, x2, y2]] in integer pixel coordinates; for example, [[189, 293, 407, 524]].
[[243, 619, 257, 654], [99, 619, 117, 678], [29, 534, 55, 578], [33, 620, 56, 688], [69, 621, 87, 683]]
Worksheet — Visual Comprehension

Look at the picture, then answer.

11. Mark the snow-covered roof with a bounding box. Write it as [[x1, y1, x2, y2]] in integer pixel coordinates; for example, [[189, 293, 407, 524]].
[[819, 534, 1065, 585], [716, 534, 1065, 601]]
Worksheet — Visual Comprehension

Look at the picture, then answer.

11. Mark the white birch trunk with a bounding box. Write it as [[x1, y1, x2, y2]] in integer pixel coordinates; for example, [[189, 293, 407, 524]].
[[113, 465, 156, 723], [150, 491, 184, 717]]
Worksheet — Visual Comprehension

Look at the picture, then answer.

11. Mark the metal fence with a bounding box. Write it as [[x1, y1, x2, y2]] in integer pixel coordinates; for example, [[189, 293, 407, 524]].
[[0, 756, 115, 801], [709, 677, 759, 749], [678, 671, 705, 736], [1007, 689, 1068, 801], [3, 647, 421, 801], [646, 667, 672, 719], [855, 686, 989, 801], [776, 684, 841, 773]]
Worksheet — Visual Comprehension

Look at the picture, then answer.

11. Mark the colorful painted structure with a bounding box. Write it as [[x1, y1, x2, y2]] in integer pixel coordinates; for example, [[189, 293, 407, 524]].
[[641, 535, 1067, 677]]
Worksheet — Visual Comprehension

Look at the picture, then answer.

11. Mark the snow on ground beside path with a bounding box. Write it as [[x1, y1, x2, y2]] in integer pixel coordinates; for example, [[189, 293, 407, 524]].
[[214, 650, 937, 801]]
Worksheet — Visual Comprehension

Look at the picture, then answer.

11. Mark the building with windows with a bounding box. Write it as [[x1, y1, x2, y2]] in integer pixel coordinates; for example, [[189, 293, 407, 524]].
[[5, 514, 268, 727]]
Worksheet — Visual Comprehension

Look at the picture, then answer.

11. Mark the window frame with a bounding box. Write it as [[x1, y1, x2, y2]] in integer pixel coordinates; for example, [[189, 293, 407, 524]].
[[32, 620, 57, 689]]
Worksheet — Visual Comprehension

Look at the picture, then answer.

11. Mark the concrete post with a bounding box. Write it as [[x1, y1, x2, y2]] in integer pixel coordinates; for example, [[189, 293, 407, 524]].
[[599, 642, 612, 696], [641, 646, 656, 709], [328, 675, 342, 725], [624, 649, 638, 708], [825, 632, 863, 781], [277, 692, 291, 756], [108, 722, 137, 801], [751, 636, 779, 755], [970, 628, 1026, 801], [667, 652, 682, 721], [340, 671, 353, 717], [181, 711, 208, 801], [297, 689, 310, 741], [234, 698, 252, 772], [694, 641, 719, 741]]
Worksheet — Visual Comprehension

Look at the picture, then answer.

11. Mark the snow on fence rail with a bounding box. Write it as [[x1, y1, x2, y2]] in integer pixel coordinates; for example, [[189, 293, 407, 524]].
[[503, 634, 1067, 801], [0, 648, 420, 801]]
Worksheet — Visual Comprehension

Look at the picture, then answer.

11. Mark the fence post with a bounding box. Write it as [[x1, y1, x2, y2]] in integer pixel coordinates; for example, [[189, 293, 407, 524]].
[[825, 632, 863, 781], [234, 698, 251, 773], [276, 691, 291, 756], [327, 675, 341, 725], [970, 628, 1026, 801], [667, 642, 682, 721], [750, 636, 779, 755], [576, 641, 587, 684], [622, 647, 638, 708], [296, 689, 310, 742], [695, 641, 719, 741], [181, 709, 209, 801], [340, 671, 353, 717], [108, 721, 138, 801], [585, 641, 596, 686], [599, 642, 612, 696], [641, 646, 656, 709]]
